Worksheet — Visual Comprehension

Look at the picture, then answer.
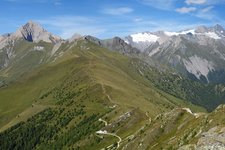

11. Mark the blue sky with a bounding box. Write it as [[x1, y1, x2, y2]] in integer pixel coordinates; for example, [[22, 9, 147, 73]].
[[0, 0, 224, 39]]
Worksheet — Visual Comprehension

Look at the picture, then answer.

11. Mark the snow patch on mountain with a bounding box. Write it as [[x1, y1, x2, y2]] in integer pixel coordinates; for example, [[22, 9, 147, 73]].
[[124, 33, 160, 51], [124, 40, 129, 44], [181, 29, 196, 35], [204, 32, 221, 40], [164, 29, 195, 36], [183, 55, 214, 81], [130, 33, 159, 43], [164, 28, 222, 40], [164, 31, 180, 36], [33, 46, 44, 51]]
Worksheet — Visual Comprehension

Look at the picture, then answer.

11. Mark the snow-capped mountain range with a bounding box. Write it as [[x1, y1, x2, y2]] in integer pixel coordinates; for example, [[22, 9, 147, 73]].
[[1, 21, 225, 84], [124, 24, 225, 83], [124, 24, 225, 51]]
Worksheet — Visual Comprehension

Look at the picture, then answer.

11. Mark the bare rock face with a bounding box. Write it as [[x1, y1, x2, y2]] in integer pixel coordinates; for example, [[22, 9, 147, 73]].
[[13, 21, 61, 43], [0, 21, 62, 50], [196, 126, 225, 150], [0, 21, 62, 70]]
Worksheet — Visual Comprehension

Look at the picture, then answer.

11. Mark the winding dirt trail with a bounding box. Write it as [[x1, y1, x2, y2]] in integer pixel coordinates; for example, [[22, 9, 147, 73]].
[[99, 118, 108, 126], [96, 84, 123, 149], [101, 83, 113, 102], [145, 112, 152, 124], [96, 118, 122, 149]]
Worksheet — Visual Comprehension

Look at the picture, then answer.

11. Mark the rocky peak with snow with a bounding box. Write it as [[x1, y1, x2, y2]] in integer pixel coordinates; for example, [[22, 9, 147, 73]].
[[124, 24, 225, 50], [210, 24, 225, 38], [123, 24, 225, 52], [124, 24, 225, 83], [165, 26, 224, 40]]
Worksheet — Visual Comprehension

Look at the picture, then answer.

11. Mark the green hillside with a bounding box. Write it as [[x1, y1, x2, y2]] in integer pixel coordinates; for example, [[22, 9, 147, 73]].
[[0, 39, 54, 85], [131, 59, 225, 111], [0, 39, 207, 149]]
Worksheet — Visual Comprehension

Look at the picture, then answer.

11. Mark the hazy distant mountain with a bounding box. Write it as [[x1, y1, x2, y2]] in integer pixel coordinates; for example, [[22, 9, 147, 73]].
[[84, 35, 141, 55]]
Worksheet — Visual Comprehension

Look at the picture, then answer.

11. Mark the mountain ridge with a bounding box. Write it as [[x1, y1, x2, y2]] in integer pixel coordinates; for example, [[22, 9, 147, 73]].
[[1, 21, 225, 149], [124, 24, 225, 83], [1, 21, 225, 84]]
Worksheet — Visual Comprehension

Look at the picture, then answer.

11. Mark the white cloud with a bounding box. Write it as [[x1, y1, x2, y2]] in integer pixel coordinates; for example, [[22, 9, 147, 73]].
[[186, 0, 225, 5], [184, 1, 225, 21], [138, 0, 178, 10], [102, 7, 133, 15], [201, 6, 214, 13], [176, 7, 196, 14], [126, 19, 207, 35], [196, 6, 215, 20], [38, 16, 106, 39], [185, 0, 207, 5]]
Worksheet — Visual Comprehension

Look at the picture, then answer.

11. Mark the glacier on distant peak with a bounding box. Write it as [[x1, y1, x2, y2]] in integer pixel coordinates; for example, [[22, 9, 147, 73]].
[[164, 29, 196, 36], [130, 33, 159, 43], [204, 32, 221, 40]]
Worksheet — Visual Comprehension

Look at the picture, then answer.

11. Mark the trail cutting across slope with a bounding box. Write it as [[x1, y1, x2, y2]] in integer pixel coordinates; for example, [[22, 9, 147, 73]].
[[145, 112, 152, 124], [96, 118, 122, 149], [101, 83, 113, 102], [96, 130, 122, 149], [99, 118, 108, 126], [182, 108, 205, 118]]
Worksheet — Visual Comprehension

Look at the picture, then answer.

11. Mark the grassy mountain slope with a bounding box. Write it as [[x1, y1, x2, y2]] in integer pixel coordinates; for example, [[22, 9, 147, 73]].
[[0, 39, 55, 85], [119, 105, 225, 149], [0, 39, 205, 149], [131, 59, 225, 111]]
